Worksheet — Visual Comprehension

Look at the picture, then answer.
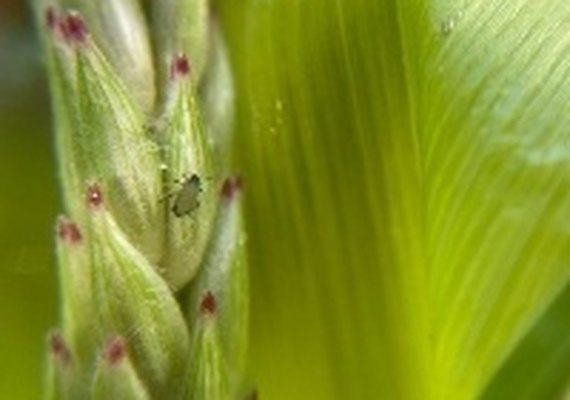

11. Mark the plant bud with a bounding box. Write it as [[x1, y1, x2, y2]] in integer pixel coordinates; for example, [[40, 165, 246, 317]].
[[158, 53, 217, 290], [45, 10, 166, 268], [151, 0, 209, 99], [91, 336, 151, 400], [187, 176, 249, 392], [88, 198, 190, 397], [185, 292, 230, 400], [56, 216, 95, 366], [58, 0, 155, 110]]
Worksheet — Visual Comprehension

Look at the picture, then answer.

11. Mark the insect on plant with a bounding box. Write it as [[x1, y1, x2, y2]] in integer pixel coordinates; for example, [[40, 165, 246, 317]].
[[166, 173, 204, 217]]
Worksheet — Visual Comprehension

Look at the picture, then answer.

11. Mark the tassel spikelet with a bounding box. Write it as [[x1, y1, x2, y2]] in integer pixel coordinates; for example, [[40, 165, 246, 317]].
[[36, 1, 247, 398]]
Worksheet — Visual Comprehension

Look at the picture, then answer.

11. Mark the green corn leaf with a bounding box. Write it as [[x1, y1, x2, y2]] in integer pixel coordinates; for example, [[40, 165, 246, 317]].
[[481, 281, 570, 400], [220, 0, 570, 398]]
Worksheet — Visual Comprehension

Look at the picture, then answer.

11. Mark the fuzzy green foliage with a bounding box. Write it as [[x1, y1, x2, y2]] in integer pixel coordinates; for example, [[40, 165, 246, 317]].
[[220, 0, 570, 399]]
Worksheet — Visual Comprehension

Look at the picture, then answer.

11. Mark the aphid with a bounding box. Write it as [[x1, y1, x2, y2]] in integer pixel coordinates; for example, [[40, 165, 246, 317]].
[[170, 173, 203, 217]]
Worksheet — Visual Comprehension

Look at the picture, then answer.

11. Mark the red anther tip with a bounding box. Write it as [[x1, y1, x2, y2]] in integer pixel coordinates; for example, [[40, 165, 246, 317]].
[[171, 53, 191, 79], [45, 7, 57, 29], [66, 12, 87, 43], [58, 11, 87, 44], [221, 176, 243, 200], [86, 184, 103, 208], [200, 291, 216, 316], [58, 218, 82, 245], [49, 331, 71, 364], [105, 337, 126, 365]]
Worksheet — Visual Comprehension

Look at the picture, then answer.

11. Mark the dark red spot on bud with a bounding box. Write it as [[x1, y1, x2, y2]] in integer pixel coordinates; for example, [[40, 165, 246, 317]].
[[45, 7, 57, 30], [171, 53, 191, 80], [105, 336, 126, 365], [58, 11, 87, 44], [86, 184, 103, 208], [221, 176, 243, 200], [58, 217, 82, 245], [49, 331, 71, 365], [66, 12, 87, 42], [200, 291, 216, 316]]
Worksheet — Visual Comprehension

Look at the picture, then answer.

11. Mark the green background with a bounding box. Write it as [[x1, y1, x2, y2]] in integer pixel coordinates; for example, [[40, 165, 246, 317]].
[[0, 4, 58, 398]]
